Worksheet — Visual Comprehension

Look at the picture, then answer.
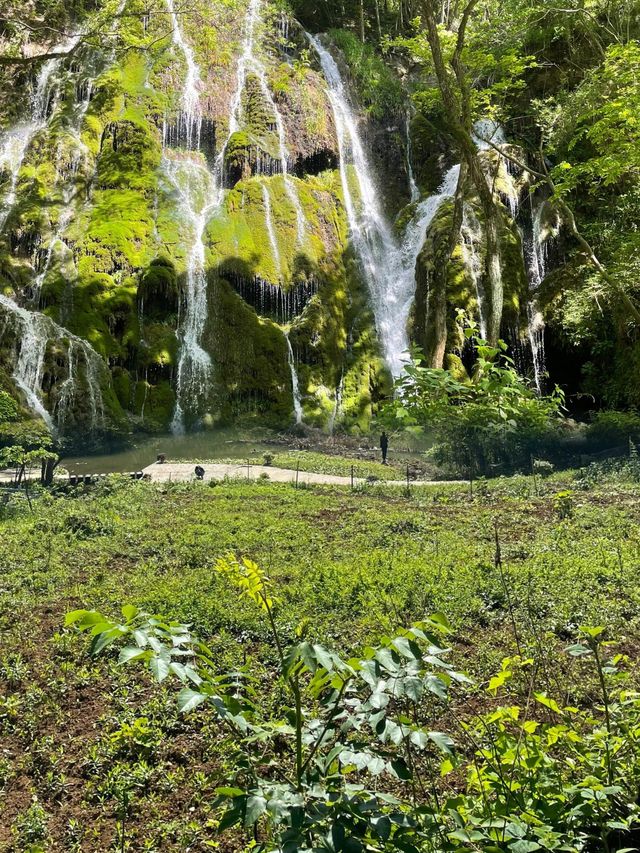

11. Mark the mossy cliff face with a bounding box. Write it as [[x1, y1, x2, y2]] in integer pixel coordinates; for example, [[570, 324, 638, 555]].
[[0, 0, 400, 437], [410, 143, 537, 374]]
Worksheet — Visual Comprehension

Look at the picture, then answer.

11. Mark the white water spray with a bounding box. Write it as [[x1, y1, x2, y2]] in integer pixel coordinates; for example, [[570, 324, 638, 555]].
[[166, 0, 202, 149], [223, 0, 306, 247], [405, 111, 419, 203], [0, 294, 105, 430], [309, 34, 460, 377], [262, 183, 282, 279], [285, 332, 303, 423], [0, 36, 80, 230], [162, 0, 217, 432]]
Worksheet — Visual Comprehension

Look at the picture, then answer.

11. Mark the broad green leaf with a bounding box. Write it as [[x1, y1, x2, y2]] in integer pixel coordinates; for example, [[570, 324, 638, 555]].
[[121, 604, 138, 622], [177, 687, 207, 713], [150, 655, 170, 682], [244, 794, 267, 827], [428, 730, 455, 755], [118, 646, 146, 665]]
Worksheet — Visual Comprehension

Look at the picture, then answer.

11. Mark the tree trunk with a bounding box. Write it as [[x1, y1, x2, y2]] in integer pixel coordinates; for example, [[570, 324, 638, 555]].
[[424, 178, 464, 366], [41, 457, 58, 486], [419, 0, 505, 343]]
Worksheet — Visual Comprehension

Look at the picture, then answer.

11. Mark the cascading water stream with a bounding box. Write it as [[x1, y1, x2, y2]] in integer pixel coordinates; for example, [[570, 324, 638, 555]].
[[0, 35, 80, 231], [523, 201, 560, 393], [223, 0, 306, 246], [31, 70, 99, 304], [308, 34, 461, 377], [284, 332, 303, 423], [0, 293, 105, 430], [262, 184, 282, 278], [405, 111, 419, 203], [166, 0, 202, 149], [162, 0, 218, 433], [460, 203, 488, 340], [327, 370, 344, 435]]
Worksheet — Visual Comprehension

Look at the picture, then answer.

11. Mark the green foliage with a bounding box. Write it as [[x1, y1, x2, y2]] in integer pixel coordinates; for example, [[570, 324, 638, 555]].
[[383, 328, 564, 475], [69, 572, 465, 852], [545, 42, 640, 195], [448, 648, 640, 852], [328, 29, 405, 119], [0, 390, 19, 424], [587, 410, 640, 449], [69, 574, 640, 853]]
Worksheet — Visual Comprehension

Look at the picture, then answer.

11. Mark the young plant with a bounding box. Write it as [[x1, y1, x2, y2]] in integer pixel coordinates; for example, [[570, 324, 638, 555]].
[[67, 555, 469, 851]]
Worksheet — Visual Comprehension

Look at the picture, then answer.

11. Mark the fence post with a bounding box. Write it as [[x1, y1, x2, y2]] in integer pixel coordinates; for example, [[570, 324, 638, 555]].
[[406, 464, 410, 496], [350, 465, 354, 490], [296, 463, 299, 489]]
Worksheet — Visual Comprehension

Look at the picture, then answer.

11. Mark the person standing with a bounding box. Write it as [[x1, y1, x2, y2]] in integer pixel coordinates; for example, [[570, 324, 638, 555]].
[[380, 431, 389, 464]]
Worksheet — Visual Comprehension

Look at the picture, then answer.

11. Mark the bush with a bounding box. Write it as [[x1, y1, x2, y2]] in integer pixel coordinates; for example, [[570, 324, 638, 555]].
[[587, 410, 640, 450], [383, 332, 564, 477]]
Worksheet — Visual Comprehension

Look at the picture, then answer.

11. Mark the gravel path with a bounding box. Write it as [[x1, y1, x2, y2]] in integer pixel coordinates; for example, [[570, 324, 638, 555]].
[[142, 461, 460, 487]]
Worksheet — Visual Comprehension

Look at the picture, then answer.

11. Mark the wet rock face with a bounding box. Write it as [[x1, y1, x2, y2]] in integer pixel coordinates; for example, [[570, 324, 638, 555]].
[[0, 0, 426, 436]]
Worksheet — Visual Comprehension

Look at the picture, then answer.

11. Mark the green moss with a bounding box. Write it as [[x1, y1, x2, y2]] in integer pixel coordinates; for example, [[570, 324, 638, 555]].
[[327, 29, 404, 121], [139, 323, 179, 370]]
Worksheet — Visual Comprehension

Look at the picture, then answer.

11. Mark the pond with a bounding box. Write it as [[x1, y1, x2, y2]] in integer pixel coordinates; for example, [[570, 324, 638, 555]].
[[61, 428, 279, 474]]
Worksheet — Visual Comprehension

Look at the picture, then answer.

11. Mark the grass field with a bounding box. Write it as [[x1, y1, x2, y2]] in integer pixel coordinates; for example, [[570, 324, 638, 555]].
[[2, 465, 640, 850]]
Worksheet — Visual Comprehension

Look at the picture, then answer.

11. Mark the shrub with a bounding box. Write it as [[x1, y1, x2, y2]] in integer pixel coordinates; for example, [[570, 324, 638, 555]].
[[383, 331, 564, 477], [587, 410, 640, 450]]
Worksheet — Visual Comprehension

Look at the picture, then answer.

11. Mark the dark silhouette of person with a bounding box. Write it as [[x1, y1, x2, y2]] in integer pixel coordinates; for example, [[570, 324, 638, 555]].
[[194, 465, 205, 480], [380, 431, 389, 464]]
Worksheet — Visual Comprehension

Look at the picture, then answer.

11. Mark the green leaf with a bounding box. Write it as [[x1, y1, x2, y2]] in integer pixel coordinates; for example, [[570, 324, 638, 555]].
[[375, 647, 399, 672], [244, 794, 267, 827], [565, 643, 592, 657], [177, 687, 207, 713], [90, 627, 123, 655], [215, 786, 245, 798], [65, 610, 107, 629], [121, 604, 138, 622], [428, 731, 455, 755], [150, 655, 170, 682], [313, 644, 334, 671], [390, 757, 412, 780], [403, 676, 423, 701], [118, 646, 146, 665], [509, 842, 541, 853]]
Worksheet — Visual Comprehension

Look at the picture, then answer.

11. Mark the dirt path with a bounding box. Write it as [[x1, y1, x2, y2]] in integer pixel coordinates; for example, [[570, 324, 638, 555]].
[[142, 461, 461, 487]]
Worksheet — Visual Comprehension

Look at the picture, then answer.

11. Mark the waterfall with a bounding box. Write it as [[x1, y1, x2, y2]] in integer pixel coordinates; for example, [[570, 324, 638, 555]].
[[308, 34, 464, 378], [285, 332, 303, 424], [262, 184, 282, 279], [386, 165, 460, 372], [163, 158, 217, 433], [165, 0, 309, 430], [307, 34, 407, 377], [162, 0, 218, 432], [0, 294, 105, 430], [327, 370, 344, 435], [166, 0, 202, 149], [405, 111, 419, 203], [0, 36, 80, 231], [31, 65, 98, 304], [460, 204, 487, 339], [223, 0, 306, 246], [523, 201, 560, 393]]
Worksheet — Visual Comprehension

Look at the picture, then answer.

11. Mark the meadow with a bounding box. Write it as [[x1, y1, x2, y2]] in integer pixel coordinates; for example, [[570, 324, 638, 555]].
[[2, 462, 640, 850]]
